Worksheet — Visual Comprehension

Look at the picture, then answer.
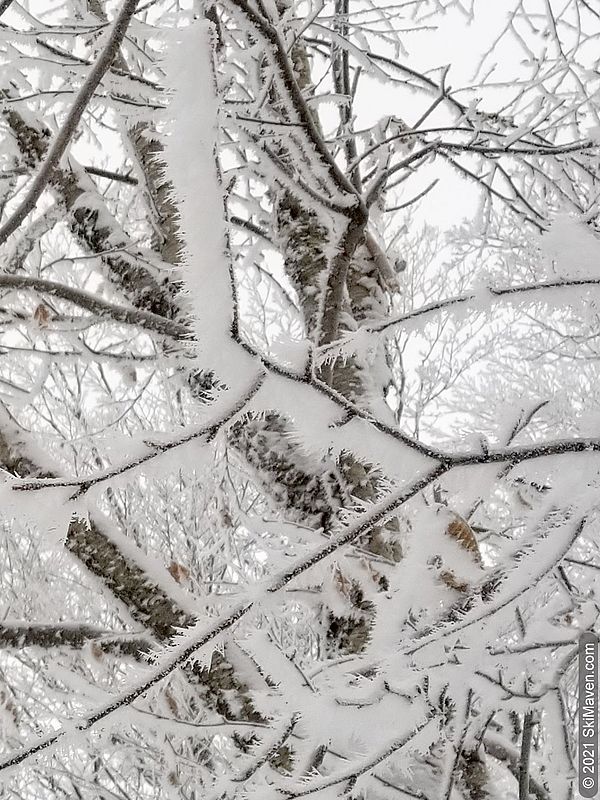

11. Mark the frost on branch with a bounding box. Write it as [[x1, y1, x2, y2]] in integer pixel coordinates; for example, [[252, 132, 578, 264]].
[[1, 0, 600, 798], [161, 20, 246, 384]]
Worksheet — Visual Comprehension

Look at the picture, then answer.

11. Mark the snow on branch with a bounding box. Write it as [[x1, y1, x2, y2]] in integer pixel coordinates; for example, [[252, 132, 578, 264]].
[[12, 370, 266, 499], [0, 464, 443, 775], [161, 20, 247, 383], [0, 623, 151, 655], [358, 276, 600, 336], [404, 513, 588, 659]]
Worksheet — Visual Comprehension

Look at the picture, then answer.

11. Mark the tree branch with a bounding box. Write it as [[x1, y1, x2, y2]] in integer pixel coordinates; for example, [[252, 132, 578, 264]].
[[83, 165, 138, 185], [519, 711, 536, 800], [4, 108, 184, 321], [0, 274, 189, 339], [0, 622, 150, 656], [0, 0, 140, 246], [226, 0, 362, 205], [405, 515, 587, 657], [13, 371, 265, 497], [280, 712, 437, 798], [364, 277, 600, 336]]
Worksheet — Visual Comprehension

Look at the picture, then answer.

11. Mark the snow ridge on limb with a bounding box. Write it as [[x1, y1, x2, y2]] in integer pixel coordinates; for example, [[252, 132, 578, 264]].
[[161, 20, 248, 384]]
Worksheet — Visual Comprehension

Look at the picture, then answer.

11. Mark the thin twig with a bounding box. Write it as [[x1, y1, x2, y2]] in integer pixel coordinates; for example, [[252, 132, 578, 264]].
[[84, 165, 138, 185], [360, 276, 600, 336], [519, 710, 535, 800]]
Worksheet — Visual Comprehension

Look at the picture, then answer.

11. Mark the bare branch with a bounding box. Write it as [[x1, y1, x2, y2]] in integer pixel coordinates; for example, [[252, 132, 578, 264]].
[[83, 166, 138, 185]]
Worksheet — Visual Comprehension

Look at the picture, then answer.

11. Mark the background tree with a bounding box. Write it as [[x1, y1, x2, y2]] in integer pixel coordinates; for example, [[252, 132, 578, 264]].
[[0, 0, 598, 798]]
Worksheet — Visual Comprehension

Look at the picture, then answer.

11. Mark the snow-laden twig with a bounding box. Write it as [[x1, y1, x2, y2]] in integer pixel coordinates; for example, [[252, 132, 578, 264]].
[[226, 0, 363, 206], [14, 328, 600, 502], [236, 337, 448, 461], [353, 276, 600, 336], [279, 712, 437, 798], [240, 336, 600, 471]]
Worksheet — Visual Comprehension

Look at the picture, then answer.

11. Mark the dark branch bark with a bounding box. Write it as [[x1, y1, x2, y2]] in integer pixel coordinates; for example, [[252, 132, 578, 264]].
[[484, 735, 550, 800], [519, 711, 536, 800], [83, 165, 138, 185], [0, 623, 150, 656]]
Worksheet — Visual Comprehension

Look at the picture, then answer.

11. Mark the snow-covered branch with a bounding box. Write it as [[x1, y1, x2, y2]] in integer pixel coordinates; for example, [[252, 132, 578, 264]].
[[0, 623, 150, 655]]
